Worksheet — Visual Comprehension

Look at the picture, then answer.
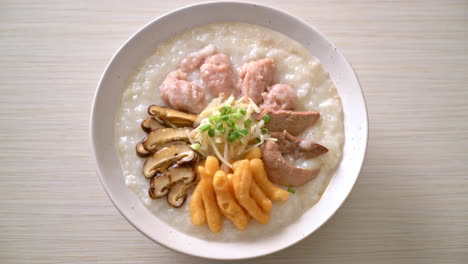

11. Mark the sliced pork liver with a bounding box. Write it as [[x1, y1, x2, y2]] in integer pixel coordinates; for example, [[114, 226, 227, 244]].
[[261, 141, 320, 187], [256, 108, 320, 135], [271, 130, 328, 159]]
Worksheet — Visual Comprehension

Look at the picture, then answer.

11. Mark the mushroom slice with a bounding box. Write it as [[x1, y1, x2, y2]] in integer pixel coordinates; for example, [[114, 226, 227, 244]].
[[141, 118, 165, 133], [142, 128, 191, 153], [148, 105, 197, 127], [157, 140, 187, 150], [142, 144, 197, 178], [167, 166, 196, 184], [167, 181, 193, 208], [148, 167, 197, 206], [142, 141, 186, 162], [149, 174, 171, 198], [136, 135, 150, 157], [136, 142, 150, 157]]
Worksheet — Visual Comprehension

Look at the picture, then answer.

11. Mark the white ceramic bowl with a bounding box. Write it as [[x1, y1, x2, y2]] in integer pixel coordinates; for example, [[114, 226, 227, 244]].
[[90, 1, 368, 260]]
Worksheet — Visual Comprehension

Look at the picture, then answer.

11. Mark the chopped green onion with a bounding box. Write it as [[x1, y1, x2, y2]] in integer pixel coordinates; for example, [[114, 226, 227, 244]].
[[240, 129, 248, 135], [199, 124, 211, 132], [226, 119, 235, 127], [219, 127, 225, 133], [234, 131, 243, 138], [261, 128, 269, 135], [220, 104, 232, 115], [256, 137, 261, 143], [228, 129, 241, 140], [208, 128, 215, 137], [220, 115, 229, 121], [227, 134, 236, 142], [244, 119, 252, 127], [190, 143, 201, 151], [209, 115, 220, 124], [228, 130, 242, 142], [232, 113, 243, 119], [287, 188, 296, 194], [215, 122, 224, 131], [240, 108, 246, 115], [263, 114, 270, 123]]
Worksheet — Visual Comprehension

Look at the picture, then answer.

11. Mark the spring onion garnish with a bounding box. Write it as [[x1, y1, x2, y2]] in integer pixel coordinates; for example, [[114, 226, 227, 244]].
[[226, 119, 235, 127], [208, 128, 215, 137], [219, 104, 232, 115], [189, 95, 273, 168], [232, 112, 243, 119], [199, 124, 211, 132], [287, 188, 296, 194], [190, 143, 201, 151], [209, 115, 220, 124], [200, 111, 253, 141]]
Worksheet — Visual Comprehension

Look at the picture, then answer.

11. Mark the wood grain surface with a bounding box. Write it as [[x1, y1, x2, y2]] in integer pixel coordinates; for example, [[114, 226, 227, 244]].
[[1, 0, 467, 263]]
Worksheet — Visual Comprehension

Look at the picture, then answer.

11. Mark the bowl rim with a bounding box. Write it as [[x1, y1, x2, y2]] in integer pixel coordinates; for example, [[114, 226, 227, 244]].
[[90, 1, 368, 260]]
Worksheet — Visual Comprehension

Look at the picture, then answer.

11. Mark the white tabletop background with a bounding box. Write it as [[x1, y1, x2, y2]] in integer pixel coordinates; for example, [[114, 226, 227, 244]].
[[1, 0, 467, 263]]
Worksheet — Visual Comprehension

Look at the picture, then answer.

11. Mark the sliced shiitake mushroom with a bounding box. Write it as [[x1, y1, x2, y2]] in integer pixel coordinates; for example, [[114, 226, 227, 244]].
[[136, 142, 150, 157], [167, 166, 197, 184], [167, 181, 192, 208], [148, 105, 197, 127], [149, 174, 171, 198], [142, 127, 191, 154], [157, 140, 187, 150], [142, 144, 197, 178], [141, 118, 165, 133], [148, 167, 197, 204], [139, 140, 186, 160]]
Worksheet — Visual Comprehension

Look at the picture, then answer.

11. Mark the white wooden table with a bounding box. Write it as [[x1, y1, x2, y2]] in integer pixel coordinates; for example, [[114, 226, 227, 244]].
[[1, 0, 467, 263]]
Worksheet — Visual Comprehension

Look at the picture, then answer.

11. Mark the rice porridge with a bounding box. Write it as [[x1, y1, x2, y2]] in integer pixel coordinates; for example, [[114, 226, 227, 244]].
[[115, 22, 344, 240]]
